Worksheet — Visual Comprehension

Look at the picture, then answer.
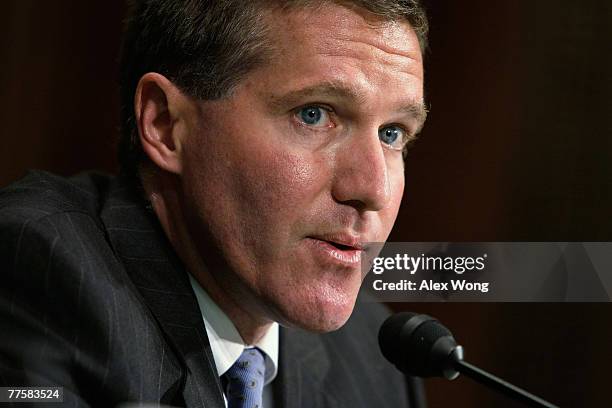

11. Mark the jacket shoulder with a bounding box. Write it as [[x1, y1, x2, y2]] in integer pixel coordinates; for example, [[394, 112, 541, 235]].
[[0, 170, 117, 285], [0, 170, 112, 223], [0, 171, 180, 405], [0, 171, 120, 311]]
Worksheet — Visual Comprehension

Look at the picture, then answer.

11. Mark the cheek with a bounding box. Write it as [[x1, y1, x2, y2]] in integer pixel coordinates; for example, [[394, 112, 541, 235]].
[[228, 147, 329, 275], [391, 167, 405, 211], [237, 149, 320, 228], [380, 163, 405, 237], [181, 102, 328, 254]]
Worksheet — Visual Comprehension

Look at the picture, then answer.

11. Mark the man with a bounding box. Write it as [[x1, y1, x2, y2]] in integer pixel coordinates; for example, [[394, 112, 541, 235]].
[[0, 0, 428, 406]]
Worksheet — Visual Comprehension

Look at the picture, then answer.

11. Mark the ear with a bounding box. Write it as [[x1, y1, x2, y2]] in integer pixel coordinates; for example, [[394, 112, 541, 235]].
[[135, 72, 188, 175]]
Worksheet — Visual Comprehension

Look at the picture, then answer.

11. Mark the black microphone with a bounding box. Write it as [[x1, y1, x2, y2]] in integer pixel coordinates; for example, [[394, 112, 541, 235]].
[[379, 312, 559, 408]]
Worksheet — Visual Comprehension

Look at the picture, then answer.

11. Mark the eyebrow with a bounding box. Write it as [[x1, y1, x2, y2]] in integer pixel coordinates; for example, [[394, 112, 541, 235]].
[[266, 81, 428, 132], [398, 101, 429, 133]]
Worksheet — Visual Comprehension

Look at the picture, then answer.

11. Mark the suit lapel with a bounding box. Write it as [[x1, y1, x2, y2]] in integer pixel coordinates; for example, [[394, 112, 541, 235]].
[[277, 326, 337, 408], [100, 178, 225, 408]]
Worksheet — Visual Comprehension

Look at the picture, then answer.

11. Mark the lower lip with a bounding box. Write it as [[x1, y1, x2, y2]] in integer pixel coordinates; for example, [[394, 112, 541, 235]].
[[306, 238, 362, 266]]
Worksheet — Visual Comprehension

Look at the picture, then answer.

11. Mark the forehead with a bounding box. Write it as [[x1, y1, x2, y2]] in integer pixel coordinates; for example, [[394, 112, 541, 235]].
[[251, 3, 424, 107], [271, 3, 422, 65]]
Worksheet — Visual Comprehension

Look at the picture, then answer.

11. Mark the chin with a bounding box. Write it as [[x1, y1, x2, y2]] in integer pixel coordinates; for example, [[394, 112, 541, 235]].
[[271, 283, 360, 333]]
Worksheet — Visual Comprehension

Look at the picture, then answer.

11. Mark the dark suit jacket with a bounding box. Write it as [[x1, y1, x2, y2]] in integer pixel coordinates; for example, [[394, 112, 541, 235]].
[[0, 171, 424, 407]]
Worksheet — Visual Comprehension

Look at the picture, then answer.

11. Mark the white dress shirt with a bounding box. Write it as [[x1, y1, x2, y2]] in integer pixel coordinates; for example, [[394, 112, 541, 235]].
[[189, 275, 279, 408]]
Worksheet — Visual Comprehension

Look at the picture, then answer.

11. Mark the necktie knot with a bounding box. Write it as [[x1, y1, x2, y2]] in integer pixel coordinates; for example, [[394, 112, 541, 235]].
[[223, 348, 266, 408]]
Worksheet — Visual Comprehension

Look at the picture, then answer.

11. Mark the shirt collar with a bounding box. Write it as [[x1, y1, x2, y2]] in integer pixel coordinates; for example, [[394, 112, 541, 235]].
[[188, 274, 279, 385]]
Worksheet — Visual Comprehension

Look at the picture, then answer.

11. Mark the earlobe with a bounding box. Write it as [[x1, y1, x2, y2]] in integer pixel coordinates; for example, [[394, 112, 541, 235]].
[[135, 73, 183, 175]]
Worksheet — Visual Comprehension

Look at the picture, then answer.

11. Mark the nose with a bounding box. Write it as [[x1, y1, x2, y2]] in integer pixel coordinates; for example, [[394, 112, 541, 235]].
[[331, 130, 393, 212]]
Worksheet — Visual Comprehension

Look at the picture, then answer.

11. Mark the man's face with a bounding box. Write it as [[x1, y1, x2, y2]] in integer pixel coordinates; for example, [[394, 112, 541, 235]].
[[179, 4, 424, 331]]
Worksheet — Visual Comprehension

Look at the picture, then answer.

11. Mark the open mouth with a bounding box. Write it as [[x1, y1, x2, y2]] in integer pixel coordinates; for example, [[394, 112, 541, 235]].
[[307, 234, 364, 252], [326, 241, 355, 251], [306, 237, 363, 266]]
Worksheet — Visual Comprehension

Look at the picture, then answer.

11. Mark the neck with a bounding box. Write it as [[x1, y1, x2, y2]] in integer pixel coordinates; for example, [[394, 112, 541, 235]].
[[140, 167, 273, 344]]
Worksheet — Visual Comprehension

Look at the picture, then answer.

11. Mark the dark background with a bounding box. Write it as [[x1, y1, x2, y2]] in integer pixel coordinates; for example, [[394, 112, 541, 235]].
[[1, 1, 611, 406]]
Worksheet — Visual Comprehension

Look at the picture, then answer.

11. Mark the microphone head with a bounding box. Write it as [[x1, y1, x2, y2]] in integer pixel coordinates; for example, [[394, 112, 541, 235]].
[[378, 312, 462, 378]]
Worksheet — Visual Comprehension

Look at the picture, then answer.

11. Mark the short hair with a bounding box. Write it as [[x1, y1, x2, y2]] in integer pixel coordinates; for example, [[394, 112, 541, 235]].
[[118, 0, 428, 181]]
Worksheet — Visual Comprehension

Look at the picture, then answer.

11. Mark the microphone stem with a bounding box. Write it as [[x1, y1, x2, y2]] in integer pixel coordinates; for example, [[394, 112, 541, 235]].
[[454, 360, 559, 408]]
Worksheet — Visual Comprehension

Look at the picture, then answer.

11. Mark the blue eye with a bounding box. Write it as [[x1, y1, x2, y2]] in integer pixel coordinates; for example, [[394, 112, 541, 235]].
[[298, 106, 326, 126], [378, 125, 406, 148]]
